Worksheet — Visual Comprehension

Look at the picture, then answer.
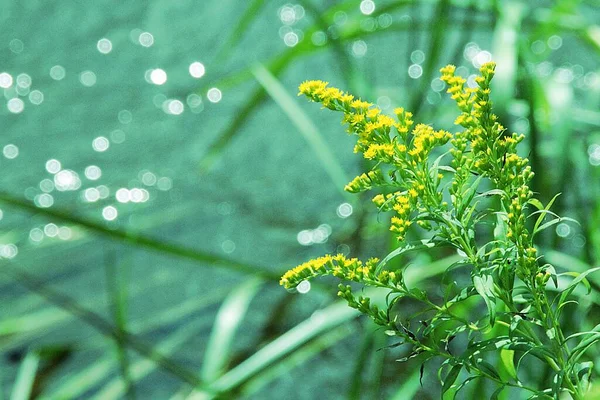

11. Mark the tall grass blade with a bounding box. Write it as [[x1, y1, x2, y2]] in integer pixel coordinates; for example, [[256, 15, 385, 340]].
[[200, 278, 263, 383], [10, 351, 40, 400], [0, 191, 277, 280], [251, 63, 350, 197]]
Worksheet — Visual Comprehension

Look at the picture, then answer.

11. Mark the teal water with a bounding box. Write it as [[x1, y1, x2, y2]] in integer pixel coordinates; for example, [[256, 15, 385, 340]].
[[1, 1, 599, 399]]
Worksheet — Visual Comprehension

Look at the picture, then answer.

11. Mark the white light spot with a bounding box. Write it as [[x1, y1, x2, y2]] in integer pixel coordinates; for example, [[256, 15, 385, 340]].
[[279, 5, 296, 24], [336, 203, 353, 218], [46, 159, 61, 174], [35, 193, 54, 208], [463, 42, 480, 61], [186, 93, 203, 109], [410, 50, 425, 64], [283, 31, 299, 47], [44, 223, 59, 237], [102, 206, 118, 221], [40, 179, 54, 192], [189, 62, 205, 78], [297, 230, 313, 246], [156, 177, 172, 191], [408, 64, 423, 79], [130, 188, 144, 203], [138, 32, 154, 47], [352, 40, 367, 57], [360, 0, 376, 15], [311, 31, 328, 46], [207, 88, 222, 103], [7, 98, 24, 114], [1, 244, 18, 259], [0, 72, 13, 88], [54, 169, 81, 191], [29, 90, 44, 105], [97, 185, 110, 199], [556, 222, 571, 238], [431, 78, 445, 92], [79, 71, 97, 87], [3, 144, 18, 159], [165, 99, 184, 115], [118, 110, 132, 124], [221, 239, 236, 254], [141, 171, 157, 186], [9, 39, 24, 54], [378, 13, 393, 28], [296, 280, 311, 294], [16, 74, 32, 88], [85, 165, 102, 180], [50, 65, 66, 81], [150, 68, 167, 85], [473, 50, 492, 68], [547, 35, 562, 50], [92, 136, 110, 152], [84, 187, 100, 202], [97, 38, 112, 54], [29, 228, 44, 242], [116, 188, 130, 203], [110, 129, 126, 144]]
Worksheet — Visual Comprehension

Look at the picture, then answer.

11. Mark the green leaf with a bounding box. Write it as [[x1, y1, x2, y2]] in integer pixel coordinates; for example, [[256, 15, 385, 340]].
[[473, 274, 497, 326], [442, 364, 462, 395], [532, 193, 561, 234], [557, 267, 600, 317], [375, 239, 438, 275], [499, 348, 517, 380]]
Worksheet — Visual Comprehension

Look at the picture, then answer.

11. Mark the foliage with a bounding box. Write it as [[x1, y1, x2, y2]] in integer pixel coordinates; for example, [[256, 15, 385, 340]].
[[282, 62, 597, 399]]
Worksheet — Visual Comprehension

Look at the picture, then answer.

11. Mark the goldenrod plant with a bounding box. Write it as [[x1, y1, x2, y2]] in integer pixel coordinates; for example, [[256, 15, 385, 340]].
[[282, 63, 597, 399]]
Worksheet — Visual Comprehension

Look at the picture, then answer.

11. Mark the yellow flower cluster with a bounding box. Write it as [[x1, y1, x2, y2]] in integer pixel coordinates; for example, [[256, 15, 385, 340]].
[[408, 124, 452, 163], [279, 254, 398, 290], [344, 169, 385, 193]]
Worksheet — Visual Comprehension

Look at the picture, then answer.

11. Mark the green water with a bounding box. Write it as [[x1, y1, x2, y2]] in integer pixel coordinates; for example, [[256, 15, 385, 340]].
[[1, 0, 599, 399]]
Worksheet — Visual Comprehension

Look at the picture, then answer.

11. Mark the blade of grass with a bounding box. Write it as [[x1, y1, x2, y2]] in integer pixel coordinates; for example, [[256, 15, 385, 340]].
[[196, 299, 361, 396], [1, 265, 206, 389], [237, 324, 353, 398], [10, 351, 40, 400], [388, 368, 422, 400], [251, 62, 351, 197], [91, 317, 210, 400], [213, 0, 268, 63], [197, 0, 421, 172], [44, 286, 228, 399], [348, 326, 375, 400], [104, 252, 135, 400], [191, 254, 458, 397], [200, 278, 263, 383], [0, 191, 278, 280], [491, 0, 524, 123], [409, 0, 451, 118]]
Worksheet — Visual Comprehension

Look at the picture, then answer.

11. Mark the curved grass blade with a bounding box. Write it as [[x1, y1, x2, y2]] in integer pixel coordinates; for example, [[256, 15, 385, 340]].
[[213, 0, 268, 63], [0, 191, 278, 280], [2, 265, 205, 389], [91, 317, 210, 400], [43, 287, 227, 399], [200, 278, 263, 383], [10, 351, 40, 400], [251, 63, 350, 197]]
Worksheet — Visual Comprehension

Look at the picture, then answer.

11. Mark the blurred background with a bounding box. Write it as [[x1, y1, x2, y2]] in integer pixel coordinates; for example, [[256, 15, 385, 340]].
[[1, 0, 599, 399]]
